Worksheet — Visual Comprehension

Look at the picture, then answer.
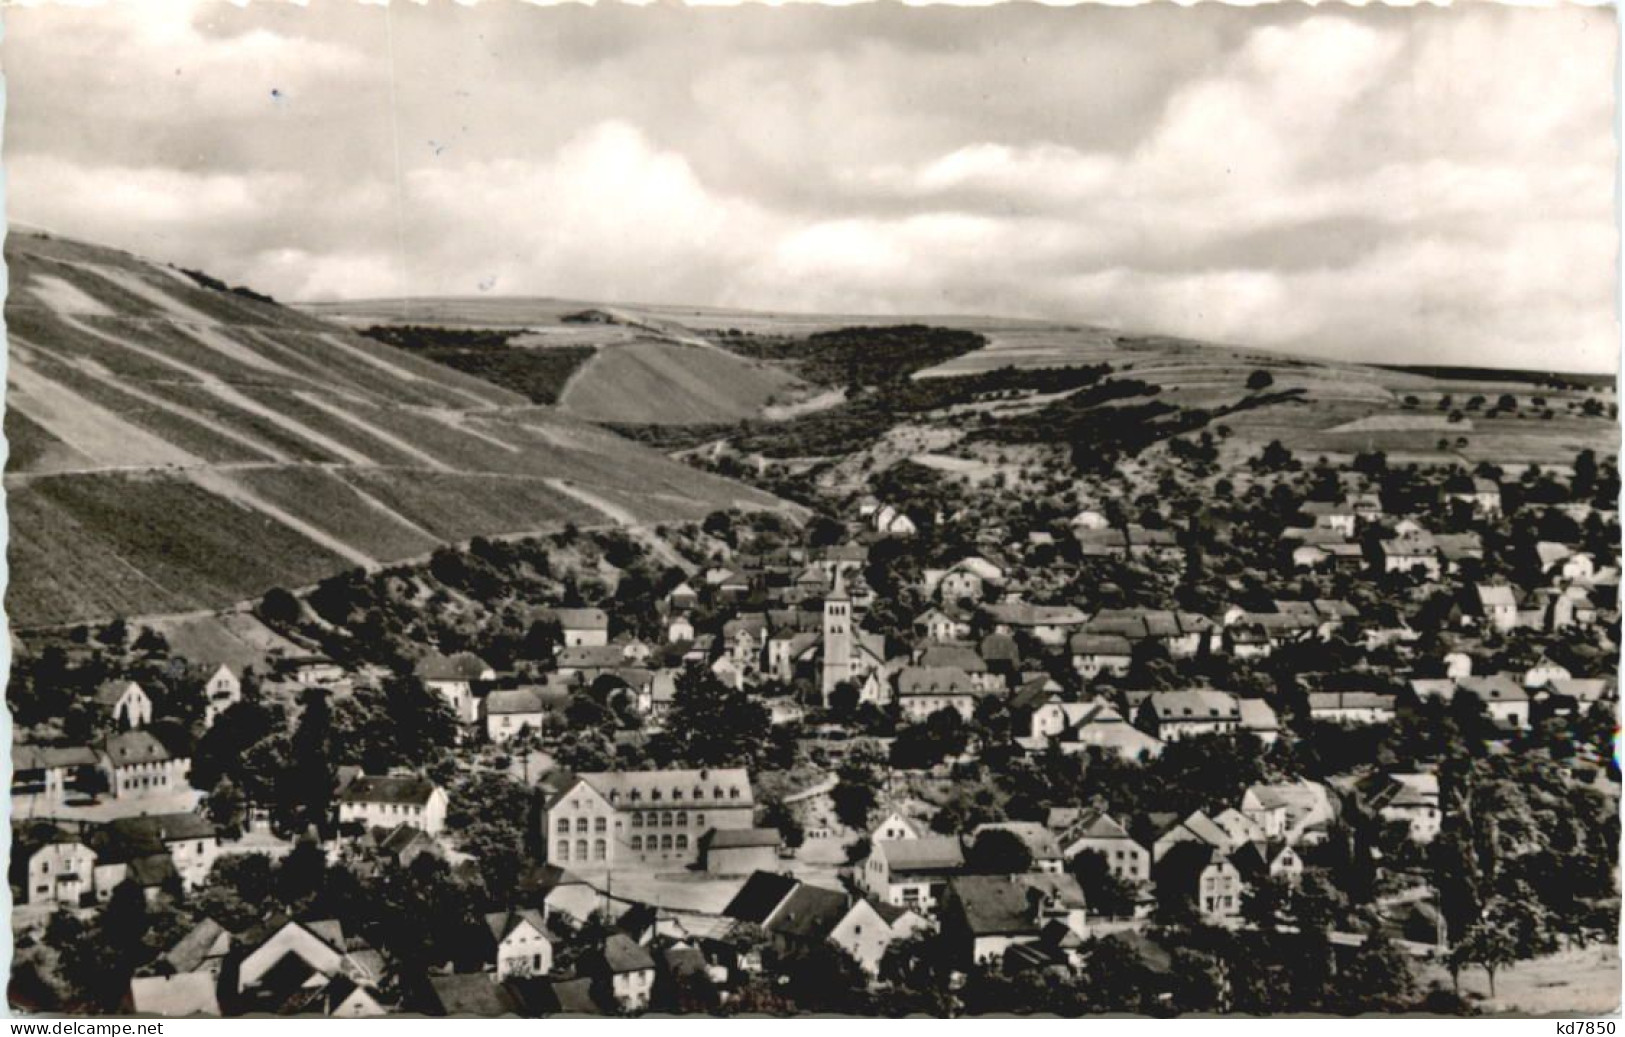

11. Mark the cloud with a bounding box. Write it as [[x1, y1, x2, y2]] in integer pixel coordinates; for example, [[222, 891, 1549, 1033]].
[[4, 2, 1615, 371]]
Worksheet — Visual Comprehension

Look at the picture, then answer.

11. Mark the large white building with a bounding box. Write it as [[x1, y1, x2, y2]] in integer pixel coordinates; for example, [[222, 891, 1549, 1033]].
[[546, 768, 755, 871], [337, 775, 448, 835]]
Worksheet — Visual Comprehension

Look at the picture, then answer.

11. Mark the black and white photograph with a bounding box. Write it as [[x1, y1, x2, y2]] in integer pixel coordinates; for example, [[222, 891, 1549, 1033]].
[[2, 0, 1620, 1021]]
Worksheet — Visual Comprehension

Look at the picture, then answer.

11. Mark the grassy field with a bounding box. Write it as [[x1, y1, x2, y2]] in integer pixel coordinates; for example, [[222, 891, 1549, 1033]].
[[3, 230, 795, 629], [561, 339, 807, 424], [1421, 945, 1620, 1016]]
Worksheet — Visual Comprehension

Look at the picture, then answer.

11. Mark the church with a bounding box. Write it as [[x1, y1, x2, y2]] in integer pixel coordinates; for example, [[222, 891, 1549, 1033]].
[[821, 569, 888, 703]]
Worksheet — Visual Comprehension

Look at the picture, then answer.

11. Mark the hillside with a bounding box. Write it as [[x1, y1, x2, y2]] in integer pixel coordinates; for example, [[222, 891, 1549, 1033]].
[[3, 230, 796, 629]]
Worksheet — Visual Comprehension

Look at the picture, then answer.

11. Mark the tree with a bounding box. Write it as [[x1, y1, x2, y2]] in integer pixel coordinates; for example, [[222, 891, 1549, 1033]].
[[280, 686, 337, 837], [1069, 849, 1139, 918], [258, 586, 303, 627], [966, 828, 1033, 875], [761, 797, 806, 850], [832, 744, 885, 832], [1451, 918, 1517, 998], [651, 667, 773, 769], [1246, 369, 1275, 392]]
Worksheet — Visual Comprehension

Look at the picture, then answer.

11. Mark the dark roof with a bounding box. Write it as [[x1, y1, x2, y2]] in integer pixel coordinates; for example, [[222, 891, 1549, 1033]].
[[102, 731, 174, 766], [764, 884, 850, 940], [427, 974, 519, 1016], [546, 977, 603, 1015], [721, 870, 799, 925], [706, 827, 782, 850], [944, 875, 1085, 937], [600, 933, 656, 974], [339, 775, 438, 806], [14, 744, 99, 771], [414, 651, 492, 682]]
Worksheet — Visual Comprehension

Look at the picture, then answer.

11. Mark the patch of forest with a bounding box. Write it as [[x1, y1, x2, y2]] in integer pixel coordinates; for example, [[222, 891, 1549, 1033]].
[[358, 324, 595, 404], [711, 324, 988, 389]]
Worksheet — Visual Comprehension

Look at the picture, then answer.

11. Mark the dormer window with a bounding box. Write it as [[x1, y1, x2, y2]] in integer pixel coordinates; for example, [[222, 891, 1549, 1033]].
[[651, 789, 662, 802]]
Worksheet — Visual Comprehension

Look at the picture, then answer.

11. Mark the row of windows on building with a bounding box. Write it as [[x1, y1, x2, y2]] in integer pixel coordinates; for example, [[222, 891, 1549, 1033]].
[[555, 811, 704, 835], [588, 784, 743, 807], [552, 833, 692, 862]]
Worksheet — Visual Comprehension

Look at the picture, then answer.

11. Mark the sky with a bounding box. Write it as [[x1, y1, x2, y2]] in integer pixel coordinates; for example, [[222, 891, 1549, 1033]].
[[4, 1, 1618, 372]]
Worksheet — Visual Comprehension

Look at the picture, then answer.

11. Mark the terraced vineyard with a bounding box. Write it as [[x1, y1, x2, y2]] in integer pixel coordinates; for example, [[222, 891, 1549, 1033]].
[[4, 229, 796, 628]]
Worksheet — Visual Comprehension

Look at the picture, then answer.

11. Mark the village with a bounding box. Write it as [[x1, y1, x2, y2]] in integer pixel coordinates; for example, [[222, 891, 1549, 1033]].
[[7, 441, 1620, 1017]]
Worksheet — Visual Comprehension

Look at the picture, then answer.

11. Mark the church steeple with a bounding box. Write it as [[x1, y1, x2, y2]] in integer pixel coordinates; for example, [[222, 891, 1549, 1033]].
[[821, 565, 853, 702]]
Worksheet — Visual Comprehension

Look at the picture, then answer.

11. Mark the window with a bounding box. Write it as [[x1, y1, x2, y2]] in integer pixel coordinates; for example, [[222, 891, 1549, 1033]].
[[729, 788, 740, 800], [696, 814, 704, 828], [557, 842, 570, 862], [576, 818, 589, 834], [575, 839, 589, 860], [673, 788, 684, 801], [675, 834, 688, 850], [661, 834, 673, 850], [595, 818, 607, 834], [594, 839, 607, 861], [651, 789, 662, 802], [693, 786, 704, 800], [675, 811, 687, 827], [630, 836, 642, 851], [631, 811, 643, 827]]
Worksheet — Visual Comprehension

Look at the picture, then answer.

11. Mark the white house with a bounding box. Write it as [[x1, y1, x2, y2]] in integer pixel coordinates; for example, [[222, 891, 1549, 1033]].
[[415, 652, 496, 726], [94, 680, 152, 730], [99, 731, 189, 801], [200, 665, 242, 728], [337, 775, 448, 836], [555, 608, 611, 648], [486, 909, 553, 980], [27, 840, 97, 906], [483, 688, 548, 744], [857, 836, 966, 913]]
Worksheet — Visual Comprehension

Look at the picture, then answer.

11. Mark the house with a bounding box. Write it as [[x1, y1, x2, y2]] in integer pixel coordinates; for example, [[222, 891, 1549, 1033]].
[[553, 607, 610, 648], [94, 680, 152, 730], [872, 503, 918, 537], [424, 973, 520, 1017], [895, 666, 983, 723], [1237, 699, 1281, 746], [485, 909, 552, 979], [1072, 507, 1110, 531], [1301, 500, 1358, 537], [13, 744, 98, 803], [1444, 474, 1503, 515], [338, 775, 448, 836], [98, 731, 189, 800], [514, 863, 599, 928], [1456, 674, 1531, 728], [110, 813, 220, 888], [1136, 690, 1240, 742], [546, 768, 754, 871], [1055, 811, 1150, 884], [981, 602, 1090, 648], [1361, 773, 1441, 843], [701, 828, 782, 876], [923, 556, 1005, 603], [1475, 584, 1520, 633], [1150, 811, 1234, 861], [483, 687, 548, 744], [592, 934, 657, 1011], [914, 607, 971, 644], [235, 918, 354, 997], [1154, 842, 1244, 923], [972, 822, 1064, 874], [415, 651, 495, 726], [856, 835, 966, 912], [667, 613, 696, 644], [724, 873, 928, 977], [1380, 533, 1442, 578], [1069, 634, 1134, 681], [1240, 781, 1336, 845], [1307, 691, 1395, 726], [129, 918, 231, 1016], [1524, 656, 1573, 688], [871, 809, 925, 843], [666, 581, 700, 611], [279, 654, 346, 686], [198, 664, 243, 728], [939, 874, 1088, 967], [27, 839, 98, 906]]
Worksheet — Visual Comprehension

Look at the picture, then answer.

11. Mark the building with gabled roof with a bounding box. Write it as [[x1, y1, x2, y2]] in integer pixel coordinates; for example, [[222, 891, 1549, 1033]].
[[338, 775, 447, 835], [98, 730, 189, 801], [856, 835, 967, 913], [94, 680, 152, 730], [1136, 690, 1240, 742], [485, 909, 552, 979], [547, 768, 754, 871]]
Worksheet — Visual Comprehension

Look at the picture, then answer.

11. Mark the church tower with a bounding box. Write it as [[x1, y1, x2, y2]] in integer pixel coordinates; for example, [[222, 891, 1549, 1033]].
[[821, 567, 853, 701]]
